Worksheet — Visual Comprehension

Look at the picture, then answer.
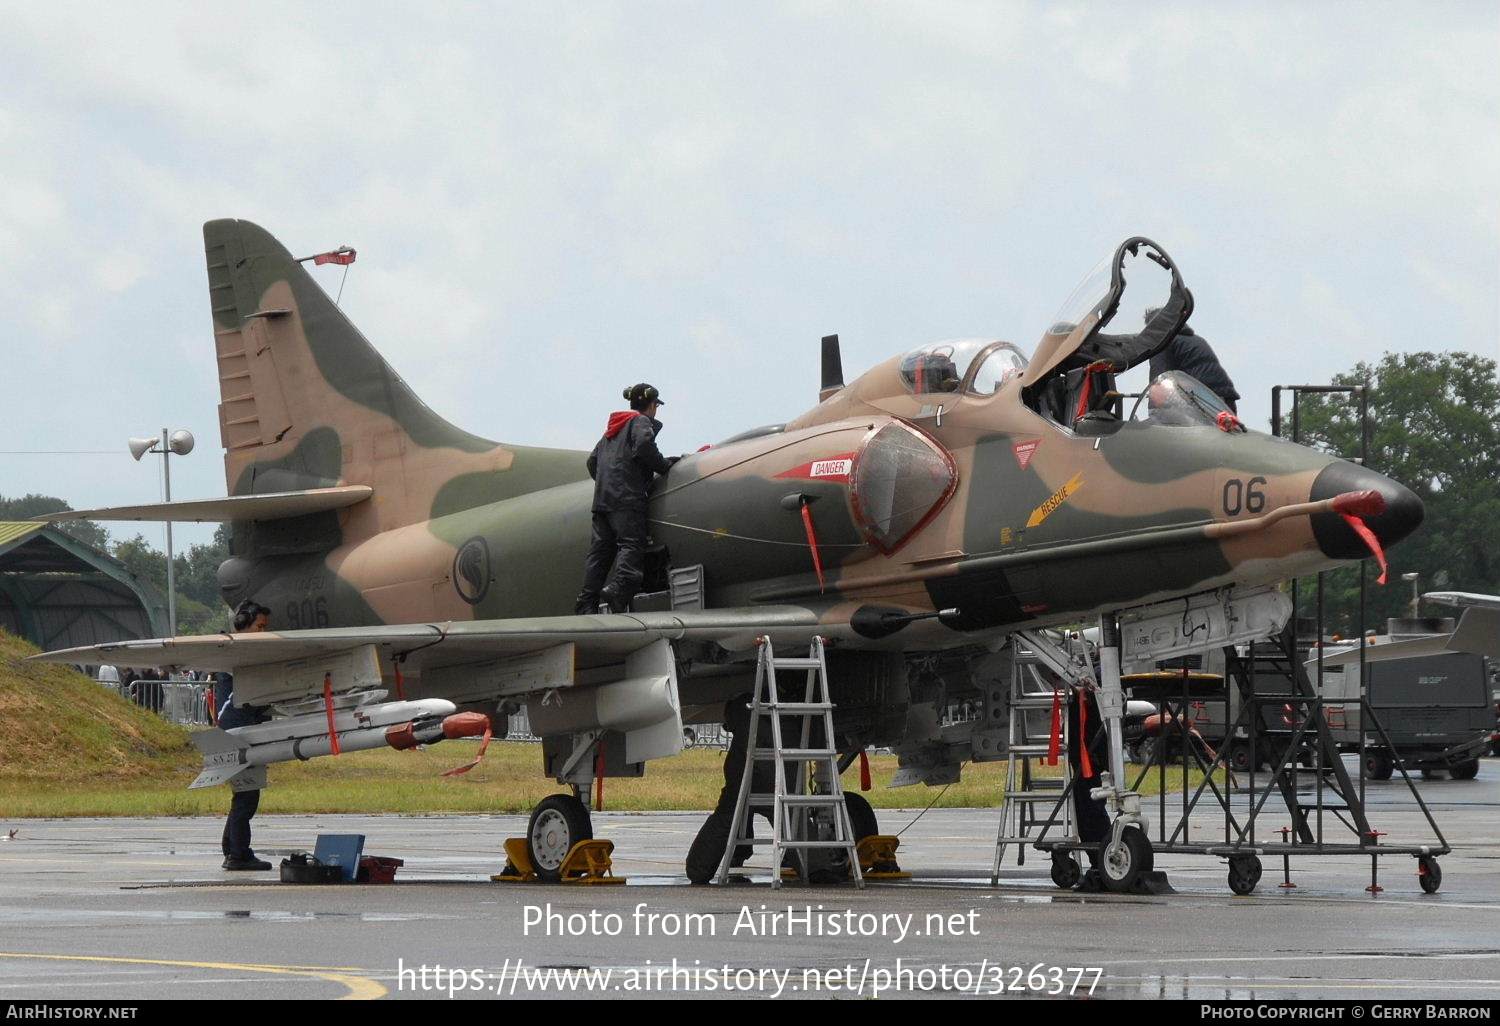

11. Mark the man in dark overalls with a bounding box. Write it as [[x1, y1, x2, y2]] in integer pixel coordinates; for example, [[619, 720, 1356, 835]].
[[574, 383, 677, 615], [216, 600, 272, 871]]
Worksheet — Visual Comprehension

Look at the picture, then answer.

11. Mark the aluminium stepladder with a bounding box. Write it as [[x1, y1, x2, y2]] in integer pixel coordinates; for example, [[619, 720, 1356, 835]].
[[715, 636, 864, 889]]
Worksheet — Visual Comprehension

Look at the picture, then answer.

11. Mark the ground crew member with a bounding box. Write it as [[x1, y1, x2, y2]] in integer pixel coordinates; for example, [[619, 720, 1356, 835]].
[[217, 600, 272, 871], [1146, 314, 1241, 412], [574, 383, 677, 615]]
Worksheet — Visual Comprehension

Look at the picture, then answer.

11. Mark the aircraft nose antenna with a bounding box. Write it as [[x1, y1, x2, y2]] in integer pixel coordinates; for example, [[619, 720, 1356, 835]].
[[1308, 461, 1424, 561]]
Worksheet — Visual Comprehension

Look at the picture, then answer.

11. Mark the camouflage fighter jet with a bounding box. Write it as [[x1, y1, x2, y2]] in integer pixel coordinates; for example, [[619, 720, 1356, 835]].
[[34, 222, 1423, 881]]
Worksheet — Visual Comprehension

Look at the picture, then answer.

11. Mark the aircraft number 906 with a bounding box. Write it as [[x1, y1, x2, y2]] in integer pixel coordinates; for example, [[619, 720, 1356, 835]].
[[1222, 476, 1267, 517], [285, 597, 330, 629]]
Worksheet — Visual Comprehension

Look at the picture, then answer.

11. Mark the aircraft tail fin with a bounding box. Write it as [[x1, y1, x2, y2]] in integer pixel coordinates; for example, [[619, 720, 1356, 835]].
[[201, 220, 586, 554]]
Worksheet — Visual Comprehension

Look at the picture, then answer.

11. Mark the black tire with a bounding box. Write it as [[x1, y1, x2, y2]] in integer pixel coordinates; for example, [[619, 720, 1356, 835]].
[[1227, 854, 1263, 895], [844, 792, 879, 841], [1228, 739, 1254, 773], [527, 794, 593, 882], [1098, 827, 1153, 893], [1050, 851, 1082, 889], [1418, 855, 1442, 894], [1421, 767, 1440, 780], [1450, 759, 1480, 781], [1364, 749, 1394, 781]]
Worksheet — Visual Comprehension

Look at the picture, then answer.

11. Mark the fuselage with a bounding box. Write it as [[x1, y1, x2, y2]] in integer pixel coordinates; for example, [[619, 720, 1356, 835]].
[[221, 341, 1421, 653]]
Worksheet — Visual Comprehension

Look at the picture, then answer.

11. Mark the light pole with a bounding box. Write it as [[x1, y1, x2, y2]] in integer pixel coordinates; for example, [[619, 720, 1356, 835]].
[[129, 429, 195, 636], [1401, 571, 1420, 618]]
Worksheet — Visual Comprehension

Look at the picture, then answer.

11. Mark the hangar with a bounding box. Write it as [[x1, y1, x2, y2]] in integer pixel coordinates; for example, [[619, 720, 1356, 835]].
[[0, 522, 165, 650]]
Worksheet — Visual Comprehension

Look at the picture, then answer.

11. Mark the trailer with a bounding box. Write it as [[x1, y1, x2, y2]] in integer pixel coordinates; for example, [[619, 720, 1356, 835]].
[[1313, 634, 1492, 780]]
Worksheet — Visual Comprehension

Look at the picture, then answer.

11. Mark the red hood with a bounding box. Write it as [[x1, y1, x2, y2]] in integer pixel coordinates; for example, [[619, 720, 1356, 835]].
[[604, 411, 640, 438]]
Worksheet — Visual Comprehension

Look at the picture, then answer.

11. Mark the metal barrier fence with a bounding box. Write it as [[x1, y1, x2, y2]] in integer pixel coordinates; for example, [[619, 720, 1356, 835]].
[[98, 676, 216, 727]]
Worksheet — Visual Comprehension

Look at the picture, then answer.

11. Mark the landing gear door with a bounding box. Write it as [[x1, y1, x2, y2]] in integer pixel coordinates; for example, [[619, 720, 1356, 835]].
[[528, 638, 685, 766]]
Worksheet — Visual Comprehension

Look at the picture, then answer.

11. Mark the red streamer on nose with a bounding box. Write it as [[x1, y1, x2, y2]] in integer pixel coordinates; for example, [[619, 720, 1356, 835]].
[[1339, 512, 1389, 584], [1332, 489, 1385, 517]]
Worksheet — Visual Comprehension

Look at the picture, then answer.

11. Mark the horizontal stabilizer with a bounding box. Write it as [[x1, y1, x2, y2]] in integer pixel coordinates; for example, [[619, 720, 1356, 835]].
[[33, 486, 372, 524]]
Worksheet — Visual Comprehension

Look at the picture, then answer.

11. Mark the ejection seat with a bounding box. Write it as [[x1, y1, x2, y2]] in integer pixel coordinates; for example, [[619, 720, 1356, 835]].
[[1044, 362, 1124, 437]]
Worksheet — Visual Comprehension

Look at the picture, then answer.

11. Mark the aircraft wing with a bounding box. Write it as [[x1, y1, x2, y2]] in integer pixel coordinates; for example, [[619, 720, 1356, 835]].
[[34, 606, 833, 768], [29, 606, 827, 674], [1318, 606, 1500, 665], [1424, 591, 1500, 612]]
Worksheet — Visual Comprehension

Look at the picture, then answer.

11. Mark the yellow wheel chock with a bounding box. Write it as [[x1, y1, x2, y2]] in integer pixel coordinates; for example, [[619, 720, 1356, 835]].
[[859, 835, 910, 879], [492, 837, 626, 884]]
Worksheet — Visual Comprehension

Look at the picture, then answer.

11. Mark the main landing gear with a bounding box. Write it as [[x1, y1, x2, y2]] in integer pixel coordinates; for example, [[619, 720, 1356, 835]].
[[527, 793, 594, 882]]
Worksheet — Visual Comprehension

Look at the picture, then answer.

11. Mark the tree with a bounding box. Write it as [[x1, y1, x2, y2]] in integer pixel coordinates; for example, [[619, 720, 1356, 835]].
[[0, 493, 110, 551], [174, 524, 232, 610], [0, 492, 232, 635], [113, 530, 232, 636], [1289, 351, 1500, 633]]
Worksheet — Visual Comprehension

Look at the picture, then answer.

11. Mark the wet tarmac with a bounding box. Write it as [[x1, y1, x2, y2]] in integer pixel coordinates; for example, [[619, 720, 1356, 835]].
[[2, 757, 1497, 1001]]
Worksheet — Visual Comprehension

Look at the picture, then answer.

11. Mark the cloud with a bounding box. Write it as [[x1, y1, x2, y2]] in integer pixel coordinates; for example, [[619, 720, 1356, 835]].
[[0, 0, 1493, 518]]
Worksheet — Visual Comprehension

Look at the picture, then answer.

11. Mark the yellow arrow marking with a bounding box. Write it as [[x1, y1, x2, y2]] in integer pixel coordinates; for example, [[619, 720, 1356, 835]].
[[0, 952, 386, 1000], [1026, 472, 1084, 528]]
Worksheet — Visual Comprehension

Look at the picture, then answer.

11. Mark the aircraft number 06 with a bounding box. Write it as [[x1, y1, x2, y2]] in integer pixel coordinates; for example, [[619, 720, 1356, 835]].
[[285, 597, 330, 629], [1222, 476, 1267, 517]]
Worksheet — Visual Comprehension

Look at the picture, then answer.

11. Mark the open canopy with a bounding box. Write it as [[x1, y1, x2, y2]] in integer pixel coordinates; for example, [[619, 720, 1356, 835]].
[[1021, 237, 1194, 397]]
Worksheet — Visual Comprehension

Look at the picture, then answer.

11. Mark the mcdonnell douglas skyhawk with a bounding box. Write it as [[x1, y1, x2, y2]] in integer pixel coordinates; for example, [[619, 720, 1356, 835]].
[[34, 223, 1423, 884]]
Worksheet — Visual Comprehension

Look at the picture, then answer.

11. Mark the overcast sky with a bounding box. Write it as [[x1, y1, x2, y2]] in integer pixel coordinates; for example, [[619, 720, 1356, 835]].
[[2, 1, 1495, 553]]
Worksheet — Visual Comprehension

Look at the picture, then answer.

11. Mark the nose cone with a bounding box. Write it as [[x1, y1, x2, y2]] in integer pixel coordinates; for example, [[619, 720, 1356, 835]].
[[1309, 460, 1424, 558]]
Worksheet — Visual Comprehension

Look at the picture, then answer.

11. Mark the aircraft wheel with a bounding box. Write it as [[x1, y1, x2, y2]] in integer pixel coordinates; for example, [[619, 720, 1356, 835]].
[[528, 794, 593, 882], [1050, 850, 1082, 889], [1450, 759, 1480, 781], [844, 792, 879, 841], [1227, 854, 1262, 895], [1098, 827, 1152, 893], [1363, 749, 1394, 781], [1417, 855, 1442, 894]]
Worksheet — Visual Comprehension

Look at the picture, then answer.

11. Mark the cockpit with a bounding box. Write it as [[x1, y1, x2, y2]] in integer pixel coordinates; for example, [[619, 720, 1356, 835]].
[[1018, 237, 1203, 436], [784, 237, 1242, 442], [897, 339, 1029, 397], [1129, 370, 1241, 429]]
